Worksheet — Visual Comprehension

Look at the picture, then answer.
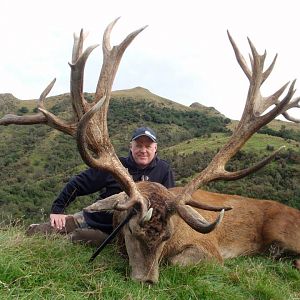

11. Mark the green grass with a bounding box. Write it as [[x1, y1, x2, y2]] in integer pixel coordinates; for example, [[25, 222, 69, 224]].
[[165, 132, 300, 156], [228, 119, 300, 132], [1, 226, 299, 299]]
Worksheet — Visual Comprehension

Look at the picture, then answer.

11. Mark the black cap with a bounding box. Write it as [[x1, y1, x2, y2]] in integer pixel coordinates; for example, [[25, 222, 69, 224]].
[[131, 127, 157, 142]]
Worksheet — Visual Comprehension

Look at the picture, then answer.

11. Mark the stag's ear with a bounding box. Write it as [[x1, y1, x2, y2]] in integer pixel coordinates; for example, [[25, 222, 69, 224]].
[[84, 192, 128, 212], [176, 204, 224, 234]]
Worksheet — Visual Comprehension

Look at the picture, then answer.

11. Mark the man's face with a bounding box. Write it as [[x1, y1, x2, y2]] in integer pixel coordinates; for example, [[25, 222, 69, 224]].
[[130, 136, 157, 168]]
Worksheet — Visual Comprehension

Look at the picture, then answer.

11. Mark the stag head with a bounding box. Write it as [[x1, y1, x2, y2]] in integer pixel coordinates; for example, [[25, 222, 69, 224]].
[[85, 181, 227, 283], [1, 20, 299, 283]]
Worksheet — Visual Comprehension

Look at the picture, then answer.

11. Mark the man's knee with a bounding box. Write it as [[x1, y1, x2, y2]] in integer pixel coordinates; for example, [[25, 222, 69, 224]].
[[64, 215, 79, 233], [26, 215, 79, 236]]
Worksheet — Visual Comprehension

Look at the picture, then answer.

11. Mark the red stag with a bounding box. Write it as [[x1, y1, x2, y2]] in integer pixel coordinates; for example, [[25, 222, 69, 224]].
[[0, 19, 299, 284]]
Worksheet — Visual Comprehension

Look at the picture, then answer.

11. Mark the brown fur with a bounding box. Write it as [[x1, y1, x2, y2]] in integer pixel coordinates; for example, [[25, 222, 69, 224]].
[[114, 182, 300, 283], [189, 189, 300, 259]]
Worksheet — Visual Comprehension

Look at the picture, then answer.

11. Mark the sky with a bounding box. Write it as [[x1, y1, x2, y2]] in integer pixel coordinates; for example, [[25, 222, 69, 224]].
[[1, 0, 300, 122]]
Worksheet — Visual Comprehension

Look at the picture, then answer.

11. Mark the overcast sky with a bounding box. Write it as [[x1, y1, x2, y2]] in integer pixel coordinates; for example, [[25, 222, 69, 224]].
[[1, 0, 300, 121]]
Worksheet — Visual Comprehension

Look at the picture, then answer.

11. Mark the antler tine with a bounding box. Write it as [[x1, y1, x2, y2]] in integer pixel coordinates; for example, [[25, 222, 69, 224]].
[[0, 78, 76, 135], [282, 111, 300, 123], [227, 31, 251, 80], [254, 82, 290, 116], [181, 33, 299, 197], [94, 18, 148, 103], [37, 78, 56, 110], [0, 112, 46, 126], [262, 54, 277, 84], [217, 146, 286, 181], [36, 78, 77, 136], [0, 79, 56, 126], [69, 28, 99, 121], [69, 42, 99, 120], [176, 204, 225, 234], [279, 96, 300, 123], [72, 29, 89, 64], [260, 80, 296, 123]]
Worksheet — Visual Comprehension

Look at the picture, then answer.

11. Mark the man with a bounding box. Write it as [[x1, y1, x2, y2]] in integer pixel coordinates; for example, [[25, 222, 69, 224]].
[[27, 126, 175, 245]]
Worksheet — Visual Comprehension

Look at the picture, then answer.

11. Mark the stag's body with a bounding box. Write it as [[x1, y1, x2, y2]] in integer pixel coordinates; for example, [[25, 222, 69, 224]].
[[111, 182, 300, 283], [168, 188, 300, 262]]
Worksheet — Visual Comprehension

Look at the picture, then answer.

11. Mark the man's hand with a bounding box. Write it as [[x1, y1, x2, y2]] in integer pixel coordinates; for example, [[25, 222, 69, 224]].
[[50, 213, 67, 230]]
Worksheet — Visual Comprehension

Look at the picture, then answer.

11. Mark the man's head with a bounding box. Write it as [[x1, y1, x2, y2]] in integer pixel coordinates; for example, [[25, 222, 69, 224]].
[[130, 127, 157, 168]]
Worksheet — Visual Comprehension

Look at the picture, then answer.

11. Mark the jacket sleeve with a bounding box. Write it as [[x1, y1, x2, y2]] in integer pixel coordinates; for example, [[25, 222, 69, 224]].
[[51, 168, 108, 214]]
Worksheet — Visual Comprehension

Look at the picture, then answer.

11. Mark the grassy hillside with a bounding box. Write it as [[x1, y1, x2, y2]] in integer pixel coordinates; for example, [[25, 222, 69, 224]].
[[0, 87, 299, 223], [1, 225, 300, 299], [164, 132, 300, 155]]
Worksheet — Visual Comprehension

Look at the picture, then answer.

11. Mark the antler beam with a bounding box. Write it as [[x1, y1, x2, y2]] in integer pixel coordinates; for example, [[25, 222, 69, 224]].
[[182, 31, 299, 196], [73, 19, 148, 217]]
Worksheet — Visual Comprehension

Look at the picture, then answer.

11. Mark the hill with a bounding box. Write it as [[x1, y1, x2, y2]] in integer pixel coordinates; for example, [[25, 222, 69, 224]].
[[0, 87, 299, 223], [190, 101, 225, 117], [0, 93, 19, 113]]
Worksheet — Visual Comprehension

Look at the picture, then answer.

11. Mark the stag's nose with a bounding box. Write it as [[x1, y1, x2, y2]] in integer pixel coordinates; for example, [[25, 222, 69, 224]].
[[132, 274, 158, 284], [130, 256, 160, 284]]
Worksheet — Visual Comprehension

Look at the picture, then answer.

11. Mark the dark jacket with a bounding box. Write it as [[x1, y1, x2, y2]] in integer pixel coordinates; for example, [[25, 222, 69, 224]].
[[51, 153, 175, 233]]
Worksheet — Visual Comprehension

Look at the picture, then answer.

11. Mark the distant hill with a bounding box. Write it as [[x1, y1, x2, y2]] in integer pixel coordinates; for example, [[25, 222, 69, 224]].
[[189, 101, 225, 117], [0, 86, 222, 115], [1, 86, 297, 130], [112, 87, 188, 110], [0, 93, 19, 113]]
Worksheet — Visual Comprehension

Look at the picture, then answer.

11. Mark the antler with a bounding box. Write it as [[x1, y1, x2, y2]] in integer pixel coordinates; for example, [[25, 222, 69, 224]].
[[0, 19, 149, 217], [0, 78, 77, 135], [182, 31, 299, 196], [75, 19, 150, 217]]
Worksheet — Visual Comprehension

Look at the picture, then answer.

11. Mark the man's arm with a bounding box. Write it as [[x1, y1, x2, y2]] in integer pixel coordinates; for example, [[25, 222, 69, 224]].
[[50, 168, 109, 229]]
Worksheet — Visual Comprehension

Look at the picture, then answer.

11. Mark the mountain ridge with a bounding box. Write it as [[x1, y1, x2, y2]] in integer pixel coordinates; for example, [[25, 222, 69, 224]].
[[1, 86, 298, 132]]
